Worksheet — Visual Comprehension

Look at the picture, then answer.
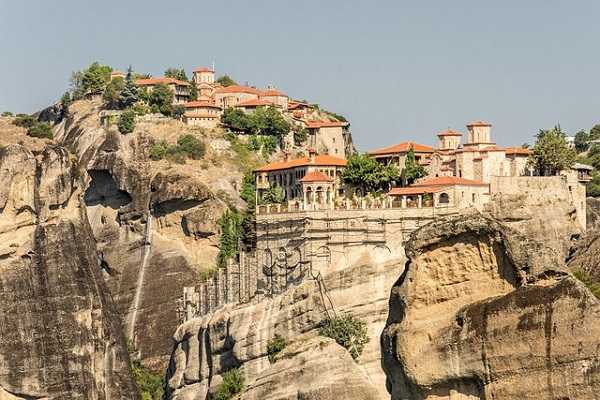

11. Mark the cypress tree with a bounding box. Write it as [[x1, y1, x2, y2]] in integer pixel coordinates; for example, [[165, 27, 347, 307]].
[[119, 65, 139, 109]]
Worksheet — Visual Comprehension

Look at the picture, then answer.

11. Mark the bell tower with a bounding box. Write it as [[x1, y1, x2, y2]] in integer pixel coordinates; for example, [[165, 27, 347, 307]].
[[465, 121, 493, 148]]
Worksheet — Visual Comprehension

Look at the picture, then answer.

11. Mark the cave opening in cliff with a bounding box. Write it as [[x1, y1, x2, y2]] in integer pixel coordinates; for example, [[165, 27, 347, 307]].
[[84, 169, 132, 209]]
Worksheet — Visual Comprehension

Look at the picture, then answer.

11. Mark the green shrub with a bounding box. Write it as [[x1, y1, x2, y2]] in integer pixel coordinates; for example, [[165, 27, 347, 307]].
[[27, 122, 53, 139], [118, 110, 136, 134], [172, 104, 185, 118], [1, 111, 13, 117], [248, 135, 260, 151], [149, 141, 168, 161], [573, 269, 600, 299], [318, 315, 368, 360], [261, 136, 278, 157], [266, 335, 287, 363], [13, 114, 37, 128], [165, 147, 187, 164], [293, 126, 307, 145], [214, 368, 244, 400], [217, 208, 242, 267], [128, 341, 164, 400], [133, 102, 150, 116], [177, 134, 205, 159]]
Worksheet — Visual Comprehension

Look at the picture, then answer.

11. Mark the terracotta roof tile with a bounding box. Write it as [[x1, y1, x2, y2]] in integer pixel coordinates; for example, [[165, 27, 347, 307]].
[[437, 129, 463, 137], [184, 100, 221, 109], [236, 98, 274, 107], [215, 85, 262, 95], [466, 120, 492, 127], [193, 67, 214, 73], [299, 171, 334, 183], [305, 120, 348, 128], [414, 176, 488, 186], [389, 185, 448, 195], [184, 112, 220, 118], [368, 141, 434, 156], [261, 89, 287, 97], [255, 154, 347, 172], [504, 147, 530, 155]]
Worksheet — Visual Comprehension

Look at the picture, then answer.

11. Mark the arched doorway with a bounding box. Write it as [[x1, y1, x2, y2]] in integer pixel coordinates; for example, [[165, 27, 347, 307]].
[[439, 192, 450, 204]]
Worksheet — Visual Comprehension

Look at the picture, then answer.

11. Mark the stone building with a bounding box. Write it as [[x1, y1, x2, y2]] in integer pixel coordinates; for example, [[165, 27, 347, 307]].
[[388, 176, 490, 210], [304, 120, 352, 157], [183, 100, 222, 128], [214, 85, 263, 109], [368, 141, 434, 171], [191, 67, 216, 100], [135, 77, 190, 105], [260, 87, 289, 110], [254, 149, 347, 209]]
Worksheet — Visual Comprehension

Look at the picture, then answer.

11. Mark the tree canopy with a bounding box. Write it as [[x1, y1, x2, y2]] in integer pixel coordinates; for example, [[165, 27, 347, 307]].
[[103, 77, 124, 109], [528, 126, 576, 176], [119, 66, 138, 109], [342, 153, 399, 193], [148, 84, 174, 116], [81, 62, 112, 95], [401, 146, 426, 185], [216, 75, 236, 87], [164, 67, 188, 81], [221, 107, 290, 137]]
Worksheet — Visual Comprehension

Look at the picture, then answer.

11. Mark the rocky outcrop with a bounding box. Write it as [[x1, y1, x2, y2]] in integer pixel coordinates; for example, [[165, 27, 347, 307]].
[[0, 144, 139, 399], [381, 215, 600, 400], [164, 243, 405, 400], [587, 197, 600, 231]]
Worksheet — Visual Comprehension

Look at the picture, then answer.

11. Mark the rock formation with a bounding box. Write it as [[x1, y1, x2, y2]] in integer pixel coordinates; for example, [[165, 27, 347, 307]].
[[381, 215, 600, 400], [0, 144, 139, 399], [163, 242, 405, 400]]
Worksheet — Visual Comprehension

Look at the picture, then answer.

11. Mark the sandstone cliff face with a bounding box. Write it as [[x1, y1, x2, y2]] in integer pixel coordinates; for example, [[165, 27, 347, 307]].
[[163, 242, 405, 400], [0, 144, 139, 399], [381, 215, 600, 400], [52, 101, 246, 370]]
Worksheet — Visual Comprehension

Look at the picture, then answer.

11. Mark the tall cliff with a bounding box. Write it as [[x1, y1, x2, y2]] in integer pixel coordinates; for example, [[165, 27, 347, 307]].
[[0, 144, 139, 399], [380, 215, 600, 400]]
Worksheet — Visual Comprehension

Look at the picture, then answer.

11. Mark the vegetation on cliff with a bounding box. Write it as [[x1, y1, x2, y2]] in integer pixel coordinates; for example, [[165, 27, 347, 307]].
[[267, 335, 287, 363], [149, 134, 206, 163], [573, 269, 600, 299], [342, 153, 399, 193], [528, 126, 576, 176], [222, 106, 290, 136], [128, 342, 164, 400], [319, 315, 368, 360], [215, 368, 244, 400]]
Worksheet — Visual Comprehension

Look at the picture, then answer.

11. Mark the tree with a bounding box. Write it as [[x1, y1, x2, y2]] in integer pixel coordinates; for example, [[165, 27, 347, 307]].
[[401, 146, 426, 185], [148, 84, 174, 116], [222, 108, 251, 132], [27, 122, 53, 139], [70, 70, 85, 100], [574, 130, 590, 153], [118, 110, 136, 134], [119, 66, 139, 109], [590, 124, 600, 141], [103, 77, 124, 109], [188, 84, 198, 101], [259, 185, 285, 204], [1, 111, 12, 117], [81, 62, 112, 95], [172, 105, 185, 119], [253, 106, 290, 136], [239, 173, 257, 250], [217, 208, 242, 267], [164, 67, 187, 81], [528, 126, 576, 176], [342, 153, 399, 193], [293, 126, 308, 145], [176, 134, 205, 159], [216, 75, 236, 87]]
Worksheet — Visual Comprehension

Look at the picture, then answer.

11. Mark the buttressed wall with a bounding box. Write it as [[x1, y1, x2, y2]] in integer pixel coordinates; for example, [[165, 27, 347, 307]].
[[381, 215, 600, 400]]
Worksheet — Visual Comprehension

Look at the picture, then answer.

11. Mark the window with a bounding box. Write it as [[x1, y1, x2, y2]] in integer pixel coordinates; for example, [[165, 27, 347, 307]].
[[472, 193, 476, 202], [439, 193, 450, 204]]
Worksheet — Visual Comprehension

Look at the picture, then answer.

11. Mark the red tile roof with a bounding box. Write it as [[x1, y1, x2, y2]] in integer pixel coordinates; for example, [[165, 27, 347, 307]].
[[193, 67, 214, 73], [305, 120, 349, 128], [368, 141, 434, 156], [466, 120, 492, 127], [236, 98, 274, 107], [261, 89, 287, 97], [255, 154, 347, 172], [437, 129, 463, 137], [504, 147, 530, 155], [299, 171, 334, 183], [184, 112, 220, 118], [389, 185, 447, 195], [136, 77, 190, 87], [414, 176, 488, 186], [215, 85, 262, 95], [184, 100, 221, 109]]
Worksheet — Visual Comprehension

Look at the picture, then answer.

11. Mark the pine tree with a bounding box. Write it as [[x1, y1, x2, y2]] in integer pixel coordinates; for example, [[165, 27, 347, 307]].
[[402, 146, 426, 186], [119, 65, 139, 109]]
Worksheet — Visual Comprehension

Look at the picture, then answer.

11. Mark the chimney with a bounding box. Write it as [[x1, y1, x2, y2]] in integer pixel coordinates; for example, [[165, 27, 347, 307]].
[[308, 148, 316, 163]]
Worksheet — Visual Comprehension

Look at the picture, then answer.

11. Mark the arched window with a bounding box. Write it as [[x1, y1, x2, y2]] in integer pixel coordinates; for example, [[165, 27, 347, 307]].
[[439, 193, 450, 204]]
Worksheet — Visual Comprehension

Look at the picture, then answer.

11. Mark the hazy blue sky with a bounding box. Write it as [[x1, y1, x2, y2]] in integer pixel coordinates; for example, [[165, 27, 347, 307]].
[[1, 0, 599, 150]]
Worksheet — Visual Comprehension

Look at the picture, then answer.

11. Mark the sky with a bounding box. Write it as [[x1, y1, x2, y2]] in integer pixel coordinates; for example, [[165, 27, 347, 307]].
[[1, 0, 599, 151]]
